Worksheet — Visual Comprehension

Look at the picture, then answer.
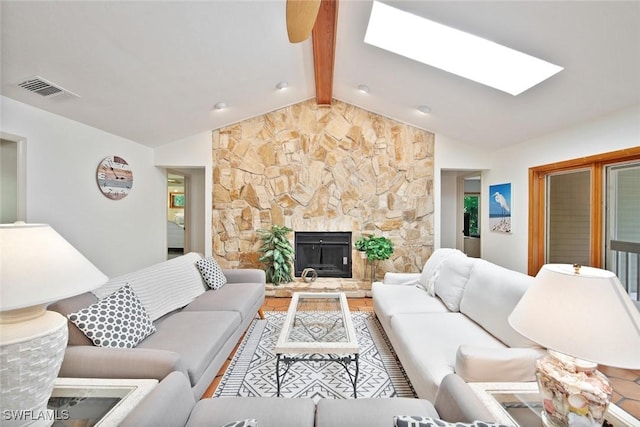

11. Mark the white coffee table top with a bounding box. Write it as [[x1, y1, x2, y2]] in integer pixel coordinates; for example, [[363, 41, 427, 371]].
[[469, 382, 640, 427], [274, 292, 359, 355]]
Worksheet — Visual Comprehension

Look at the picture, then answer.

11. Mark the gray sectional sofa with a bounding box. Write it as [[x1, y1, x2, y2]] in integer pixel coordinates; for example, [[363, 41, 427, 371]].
[[49, 252, 265, 398], [373, 248, 546, 401], [120, 371, 498, 427]]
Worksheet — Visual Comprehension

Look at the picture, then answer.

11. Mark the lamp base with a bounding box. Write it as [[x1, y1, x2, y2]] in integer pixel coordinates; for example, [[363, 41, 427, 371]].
[[0, 308, 68, 427], [536, 350, 612, 427]]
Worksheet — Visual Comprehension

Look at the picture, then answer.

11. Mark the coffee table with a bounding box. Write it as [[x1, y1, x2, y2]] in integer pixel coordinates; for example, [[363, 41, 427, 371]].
[[469, 382, 640, 427], [274, 292, 360, 397]]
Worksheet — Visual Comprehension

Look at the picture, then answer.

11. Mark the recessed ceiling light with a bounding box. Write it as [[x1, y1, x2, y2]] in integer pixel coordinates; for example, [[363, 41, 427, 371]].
[[365, 1, 563, 96], [276, 81, 289, 90], [358, 84, 370, 93], [417, 106, 431, 114], [213, 102, 227, 110]]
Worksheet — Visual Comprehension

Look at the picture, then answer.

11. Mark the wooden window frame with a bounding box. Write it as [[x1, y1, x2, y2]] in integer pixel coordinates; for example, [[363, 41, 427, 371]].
[[528, 147, 640, 276]]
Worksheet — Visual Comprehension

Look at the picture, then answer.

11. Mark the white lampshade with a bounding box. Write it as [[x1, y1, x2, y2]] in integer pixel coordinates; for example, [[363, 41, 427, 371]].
[[509, 263, 640, 369], [0, 223, 108, 427], [0, 223, 108, 310]]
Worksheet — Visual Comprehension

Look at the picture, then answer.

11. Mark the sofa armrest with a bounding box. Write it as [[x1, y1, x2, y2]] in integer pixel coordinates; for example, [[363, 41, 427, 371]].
[[59, 346, 188, 381], [223, 268, 266, 284], [434, 374, 495, 423], [120, 371, 195, 427], [382, 272, 421, 285], [455, 345, 546, 383]]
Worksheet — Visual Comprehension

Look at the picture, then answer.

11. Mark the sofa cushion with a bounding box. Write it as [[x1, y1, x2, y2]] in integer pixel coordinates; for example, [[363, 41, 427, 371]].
[[455, 345, 542, 383], [419, 249, 463, 296], [434, 252, 474, 312], [137, 311, 241, 385], [183, 282, 264, 322], [187, 397, 315, 427], [67, 285, 155, 348], [316, 398, 438, 427], [196, 256, 228, 290], [93, 252, 206, 321], [459, 259, 539, 348], [372, 282, 448, 331], [389, 312, 506, 400]]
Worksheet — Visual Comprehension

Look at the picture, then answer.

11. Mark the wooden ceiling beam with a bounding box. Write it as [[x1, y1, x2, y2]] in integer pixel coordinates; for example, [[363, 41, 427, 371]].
[[312, 0, 338, 106]]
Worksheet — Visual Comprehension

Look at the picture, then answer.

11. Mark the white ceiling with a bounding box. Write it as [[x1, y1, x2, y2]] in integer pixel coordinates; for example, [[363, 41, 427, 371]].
[[2, 1, 639, 150]]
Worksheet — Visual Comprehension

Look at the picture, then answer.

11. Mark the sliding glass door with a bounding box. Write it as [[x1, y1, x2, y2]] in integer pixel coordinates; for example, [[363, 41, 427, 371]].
[[605, 162, 640, 300]]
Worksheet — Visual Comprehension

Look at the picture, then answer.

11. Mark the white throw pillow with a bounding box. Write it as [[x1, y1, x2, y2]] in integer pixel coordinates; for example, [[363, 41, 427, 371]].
[[434, 251, 474, 312], [196, 256, 228, 290], [418, 249, 462, 296], [68, 284, 155, 348]]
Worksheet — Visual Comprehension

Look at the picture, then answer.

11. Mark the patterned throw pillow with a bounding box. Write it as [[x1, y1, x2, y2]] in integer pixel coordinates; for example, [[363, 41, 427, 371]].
[[219, 420, 257, 427], [196, 256, 228, 290], [393, 416, 512, 427], [67, 284, 156, 348]]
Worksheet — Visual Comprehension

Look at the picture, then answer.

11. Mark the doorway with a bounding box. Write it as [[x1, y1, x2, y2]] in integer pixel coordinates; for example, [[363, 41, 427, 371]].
[[0, 136, 26, 223], [167, 172, 187, 258]]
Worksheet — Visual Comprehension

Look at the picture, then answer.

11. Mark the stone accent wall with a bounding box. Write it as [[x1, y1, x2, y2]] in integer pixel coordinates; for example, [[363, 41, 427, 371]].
[[212, 99, 434, 280]]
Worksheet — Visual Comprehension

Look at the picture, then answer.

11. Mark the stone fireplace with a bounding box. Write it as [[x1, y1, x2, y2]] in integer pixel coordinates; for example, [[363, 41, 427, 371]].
[[294, 231, 352, 278], [211, 99, 435, 281]]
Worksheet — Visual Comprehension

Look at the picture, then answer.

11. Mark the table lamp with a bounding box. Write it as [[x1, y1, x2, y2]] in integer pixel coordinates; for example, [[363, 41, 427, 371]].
[[508, 264, 640, 427], [0, 223, 108, 427]]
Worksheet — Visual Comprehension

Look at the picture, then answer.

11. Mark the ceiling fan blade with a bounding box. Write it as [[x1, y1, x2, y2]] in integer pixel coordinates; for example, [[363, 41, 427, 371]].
[[286, 0, 322, 43]]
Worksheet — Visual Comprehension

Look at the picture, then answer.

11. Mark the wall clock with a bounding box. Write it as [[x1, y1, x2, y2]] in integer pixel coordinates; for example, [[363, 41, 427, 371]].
[[96, 155, 133, 200]]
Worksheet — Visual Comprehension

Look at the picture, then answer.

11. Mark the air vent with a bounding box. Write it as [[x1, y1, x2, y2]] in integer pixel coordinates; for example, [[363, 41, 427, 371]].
[[18, 76, 79, 98]]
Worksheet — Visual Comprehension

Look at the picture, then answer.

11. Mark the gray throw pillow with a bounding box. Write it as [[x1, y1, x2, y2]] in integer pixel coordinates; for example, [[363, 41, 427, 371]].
[[196, 256, 228, 290], [219, 420, 257, 427], [394, 416, 511, 427], [67, 284, 155, 348]]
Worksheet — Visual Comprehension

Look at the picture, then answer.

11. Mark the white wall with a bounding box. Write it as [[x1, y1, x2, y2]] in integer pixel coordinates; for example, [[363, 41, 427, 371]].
[[154, 131, 212, 257], [482, 105, 640, 273], [1, 96, 167, 277], [434, 133, 490, 249]]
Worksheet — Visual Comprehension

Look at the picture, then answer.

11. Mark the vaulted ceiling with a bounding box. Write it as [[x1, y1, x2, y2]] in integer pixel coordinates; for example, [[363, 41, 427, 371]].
[[1, 1, 639, 150]]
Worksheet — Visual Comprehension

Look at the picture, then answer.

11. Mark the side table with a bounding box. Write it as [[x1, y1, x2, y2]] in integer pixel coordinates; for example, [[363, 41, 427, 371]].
[[48, 377, 157, 427], [469, 382, 640, 427]]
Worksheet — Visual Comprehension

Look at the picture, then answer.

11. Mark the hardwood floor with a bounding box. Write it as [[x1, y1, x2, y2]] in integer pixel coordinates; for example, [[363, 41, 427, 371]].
[[203, 297, 640, 420]]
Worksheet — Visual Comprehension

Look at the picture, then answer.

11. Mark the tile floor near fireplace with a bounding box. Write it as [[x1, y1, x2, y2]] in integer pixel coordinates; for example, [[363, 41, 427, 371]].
[[265, 278, 372, 298]]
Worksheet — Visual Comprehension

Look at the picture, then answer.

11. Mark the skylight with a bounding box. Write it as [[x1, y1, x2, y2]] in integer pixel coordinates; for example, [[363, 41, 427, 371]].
[[364, 1, 563, 96]]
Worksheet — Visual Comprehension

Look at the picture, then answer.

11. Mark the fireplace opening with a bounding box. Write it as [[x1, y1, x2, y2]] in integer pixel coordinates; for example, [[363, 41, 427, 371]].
[[294, 232, 352, 278]]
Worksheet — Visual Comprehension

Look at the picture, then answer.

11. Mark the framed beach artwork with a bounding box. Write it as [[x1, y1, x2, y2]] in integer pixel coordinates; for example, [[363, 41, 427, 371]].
[[489, 183, 512, 233]]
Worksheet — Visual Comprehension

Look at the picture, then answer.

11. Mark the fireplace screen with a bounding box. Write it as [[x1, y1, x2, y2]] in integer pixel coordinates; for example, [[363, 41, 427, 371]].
[[294, 232, 352, 278]]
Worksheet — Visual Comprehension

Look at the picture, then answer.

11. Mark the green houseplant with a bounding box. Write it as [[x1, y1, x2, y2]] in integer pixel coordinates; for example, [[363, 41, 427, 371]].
[[354, 234, 394, 281], [258, 225, 294, 285]]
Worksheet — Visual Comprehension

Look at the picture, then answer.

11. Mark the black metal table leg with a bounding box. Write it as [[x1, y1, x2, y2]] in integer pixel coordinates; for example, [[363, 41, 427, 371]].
[[276, 353, 282, 397]]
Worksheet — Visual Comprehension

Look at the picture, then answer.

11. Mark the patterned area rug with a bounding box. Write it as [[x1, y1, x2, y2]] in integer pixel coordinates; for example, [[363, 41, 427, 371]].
[[214, 311, 415, 401]]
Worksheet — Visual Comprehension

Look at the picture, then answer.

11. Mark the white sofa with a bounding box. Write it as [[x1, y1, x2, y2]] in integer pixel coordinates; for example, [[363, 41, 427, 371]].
[[373, 248, 546, 401]]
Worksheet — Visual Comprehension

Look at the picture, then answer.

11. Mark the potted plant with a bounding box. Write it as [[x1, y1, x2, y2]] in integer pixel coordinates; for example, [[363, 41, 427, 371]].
[[354, 234, 394, 281], [257, 225, 294, 285]]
